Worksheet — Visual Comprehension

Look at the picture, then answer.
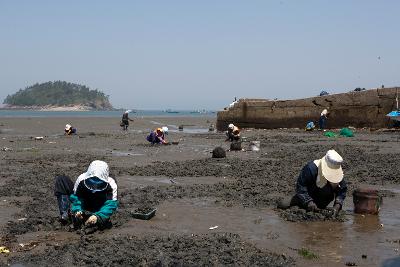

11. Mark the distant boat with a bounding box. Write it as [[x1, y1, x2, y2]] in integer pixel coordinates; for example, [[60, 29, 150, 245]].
[[190, 109, 208, 114], [165, 109, 179, 113]]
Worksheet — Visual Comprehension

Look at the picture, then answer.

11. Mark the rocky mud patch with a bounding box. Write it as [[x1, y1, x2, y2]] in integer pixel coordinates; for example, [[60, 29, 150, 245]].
[[8, 233, 294, 267], [278, 206, 347, 222]]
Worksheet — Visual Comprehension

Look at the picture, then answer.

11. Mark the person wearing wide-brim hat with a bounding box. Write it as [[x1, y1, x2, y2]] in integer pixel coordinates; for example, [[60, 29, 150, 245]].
[[278, 149, 347, 217], [64, 124, 77, 135], [146, 127, 168, 145], [225, 123, 240, 142]]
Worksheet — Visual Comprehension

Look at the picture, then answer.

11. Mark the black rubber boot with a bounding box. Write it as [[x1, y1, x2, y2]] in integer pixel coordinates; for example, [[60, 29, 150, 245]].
[[57, 195, 71, 224]]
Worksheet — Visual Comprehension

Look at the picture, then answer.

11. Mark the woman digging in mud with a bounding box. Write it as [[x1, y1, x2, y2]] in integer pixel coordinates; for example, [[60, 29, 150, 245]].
[[146, 127, 168, 145], [225, 123, 240, 142], [54, 160, 118, 234], [277, 149, 347, 218], [64, 124, 77, 135]]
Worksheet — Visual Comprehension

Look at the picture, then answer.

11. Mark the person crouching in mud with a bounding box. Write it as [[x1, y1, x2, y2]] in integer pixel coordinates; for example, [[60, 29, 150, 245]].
[[278, 150, 347, 217], [54, 160, 118, 233], [226, 123, 240, 142], [64, 124, 77, 135], [146, 127, 168, 145]]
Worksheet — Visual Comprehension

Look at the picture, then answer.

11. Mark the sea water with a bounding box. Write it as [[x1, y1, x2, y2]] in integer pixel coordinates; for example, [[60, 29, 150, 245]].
[[0, 110, 217, 118]]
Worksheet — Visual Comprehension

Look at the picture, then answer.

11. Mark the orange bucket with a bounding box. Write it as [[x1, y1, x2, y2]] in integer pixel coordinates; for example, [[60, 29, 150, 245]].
[[353, 188, 382, 215]]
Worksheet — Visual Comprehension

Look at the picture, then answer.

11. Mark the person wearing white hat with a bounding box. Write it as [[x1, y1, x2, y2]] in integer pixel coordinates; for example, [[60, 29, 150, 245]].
[[319, 108, 329, 130], [225, 123, 240, 142], [161, 126, 169, 135], [64, 124, 77, 135], [278, 149, 347, 217], [146, 127, 168, 145], [121, 110, 134, 131], [54, 160, 118, 231]]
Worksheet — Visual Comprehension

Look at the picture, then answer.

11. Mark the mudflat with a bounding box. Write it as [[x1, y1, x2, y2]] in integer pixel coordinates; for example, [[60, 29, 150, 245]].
[[1, 116, 400, 266]]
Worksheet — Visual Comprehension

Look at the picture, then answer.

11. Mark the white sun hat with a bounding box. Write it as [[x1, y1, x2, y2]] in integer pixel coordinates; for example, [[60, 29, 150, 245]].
[[65, 124, 72, 130], [320, 149, 344, 183], [228, 124, 234, 129], [161, 126, 169, 134]]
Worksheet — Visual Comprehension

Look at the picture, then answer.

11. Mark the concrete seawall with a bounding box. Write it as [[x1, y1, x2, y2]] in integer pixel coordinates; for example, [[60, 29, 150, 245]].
[[217, 87, 399, 130]]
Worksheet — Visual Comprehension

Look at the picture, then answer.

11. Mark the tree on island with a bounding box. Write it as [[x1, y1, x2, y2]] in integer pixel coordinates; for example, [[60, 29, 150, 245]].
[[3, 81, 113, 110]]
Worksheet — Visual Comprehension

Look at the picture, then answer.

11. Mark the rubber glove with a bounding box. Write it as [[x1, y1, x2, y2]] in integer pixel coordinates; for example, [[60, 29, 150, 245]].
[[332, 203, 341, 217], [75, 211, 83, 220], [85, 215, 98, 225], [307, 201, 321, 212]]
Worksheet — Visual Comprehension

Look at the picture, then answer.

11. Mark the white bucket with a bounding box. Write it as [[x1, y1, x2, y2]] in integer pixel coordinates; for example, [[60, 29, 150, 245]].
[[249, 141, 260, 151]]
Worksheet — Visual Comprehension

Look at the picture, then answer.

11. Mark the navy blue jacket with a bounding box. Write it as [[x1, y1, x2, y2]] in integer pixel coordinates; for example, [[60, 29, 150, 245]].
[[296, 161, 347, 209]]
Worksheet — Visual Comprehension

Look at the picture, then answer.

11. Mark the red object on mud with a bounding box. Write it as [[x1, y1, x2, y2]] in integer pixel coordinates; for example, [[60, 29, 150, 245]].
[[353, 188, 382, 215]]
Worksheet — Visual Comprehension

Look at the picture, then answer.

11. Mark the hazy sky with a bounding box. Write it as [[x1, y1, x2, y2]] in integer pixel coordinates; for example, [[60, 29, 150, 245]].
[[1, 1, 399, 110]]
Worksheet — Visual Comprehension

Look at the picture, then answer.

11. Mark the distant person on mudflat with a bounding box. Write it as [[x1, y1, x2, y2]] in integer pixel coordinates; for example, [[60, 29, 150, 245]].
[[226, 123, 240, 142], [305, 121, 315, 131], [54, 160, 118, 232], [319, 109, 328, 131], [146, 127, 168, 145], [64, 124, 77, 135], [277, 150, 347, 218], [121, 110, 134, 131]]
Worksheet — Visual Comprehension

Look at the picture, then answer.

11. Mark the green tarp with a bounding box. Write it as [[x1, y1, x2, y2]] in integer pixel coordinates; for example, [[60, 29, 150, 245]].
[[340, 128, 354, 137], [323, 131, 338, 138]]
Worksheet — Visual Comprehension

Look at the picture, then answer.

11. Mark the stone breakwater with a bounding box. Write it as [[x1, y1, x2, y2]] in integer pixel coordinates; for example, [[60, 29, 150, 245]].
[[217, 87, 399, 130]]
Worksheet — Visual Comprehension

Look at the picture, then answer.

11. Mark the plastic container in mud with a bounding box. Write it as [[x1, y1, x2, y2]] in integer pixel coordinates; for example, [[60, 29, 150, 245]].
[[230, 141, 242, 151], [353, 188, 382, 215], [132, 208, 157, 220], [249, 141, 260, 151]]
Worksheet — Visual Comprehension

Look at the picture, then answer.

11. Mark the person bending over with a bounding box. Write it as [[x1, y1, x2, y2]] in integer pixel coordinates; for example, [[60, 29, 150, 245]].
[[146, 127, 168, 145], [226, 123, 240, 142], [278, 149, 347, 217], [54, 160, 118, 231]]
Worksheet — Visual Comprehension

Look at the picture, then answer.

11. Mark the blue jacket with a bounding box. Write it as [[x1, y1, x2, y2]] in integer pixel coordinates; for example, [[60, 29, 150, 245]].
[[295, 161, 347, 209]]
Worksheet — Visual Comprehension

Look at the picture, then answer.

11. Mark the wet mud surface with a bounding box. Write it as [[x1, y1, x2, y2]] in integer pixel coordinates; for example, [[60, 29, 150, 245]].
[[278, 206, 347, 222], [1, 117, 400, 266], [12, 233, 294, 267]]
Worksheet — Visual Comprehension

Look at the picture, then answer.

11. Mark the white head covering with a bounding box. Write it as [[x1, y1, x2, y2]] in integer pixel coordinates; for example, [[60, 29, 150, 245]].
[[162, 126, 169, 134], [65, 124, 72, 130], [82, 160, 110, 182], [228, 124, 234, 130], [319, 150, 343, 184], [73, 160, 118, 199], [321, 109, 328, 116]]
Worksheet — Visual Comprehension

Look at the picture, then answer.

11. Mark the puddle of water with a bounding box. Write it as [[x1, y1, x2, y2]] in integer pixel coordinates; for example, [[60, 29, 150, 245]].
[[382, 257, 400, 267], [119, 192, 400, 266], [111, 151, 144, 157], [149, 121, 208, 134]]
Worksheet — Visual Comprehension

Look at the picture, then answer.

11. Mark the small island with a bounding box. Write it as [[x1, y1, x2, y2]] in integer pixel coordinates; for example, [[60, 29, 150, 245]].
[[3, 81, 113, 111]]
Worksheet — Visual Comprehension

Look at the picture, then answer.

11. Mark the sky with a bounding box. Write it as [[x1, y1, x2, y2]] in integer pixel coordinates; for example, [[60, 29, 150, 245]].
[[0, 1, 399, 110]]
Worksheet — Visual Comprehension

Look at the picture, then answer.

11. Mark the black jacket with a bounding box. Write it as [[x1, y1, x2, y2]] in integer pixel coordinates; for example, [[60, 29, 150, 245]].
[[295, 161, 347, 209]]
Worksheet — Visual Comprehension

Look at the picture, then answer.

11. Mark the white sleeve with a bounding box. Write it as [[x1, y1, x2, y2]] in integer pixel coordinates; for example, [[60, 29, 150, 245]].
[[108, 177, 118, 200]]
